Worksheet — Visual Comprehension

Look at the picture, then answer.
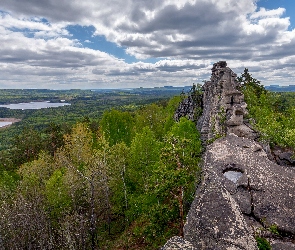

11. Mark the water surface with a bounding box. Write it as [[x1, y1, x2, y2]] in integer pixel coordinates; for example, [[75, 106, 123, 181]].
[[223, 170, 243, 183], [0, 121, 13, 128], [0, 101, 70, 110]]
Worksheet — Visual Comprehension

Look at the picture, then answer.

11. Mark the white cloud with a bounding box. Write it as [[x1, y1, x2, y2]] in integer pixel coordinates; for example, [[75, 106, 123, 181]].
[[0, 12, 69, 38], [0, 0, 295, 88], [250, 7, 285, 19]]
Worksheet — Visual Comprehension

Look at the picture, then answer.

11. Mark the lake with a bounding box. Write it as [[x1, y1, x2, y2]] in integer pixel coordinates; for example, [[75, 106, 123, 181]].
[[0, 101, 70, 110], [0, 121, 13, 128]]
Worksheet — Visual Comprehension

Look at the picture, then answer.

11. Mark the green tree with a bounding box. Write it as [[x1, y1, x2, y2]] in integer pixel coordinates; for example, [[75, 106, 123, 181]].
[[107, 142, 130, 230], [163, 96, 182, 134], [122, 126, 163, 236], [153, 117, 202, 236], [0, 153, 54, 249], [190, 83, 203, 120], [238, 68, 266, 99], [45, 169, 72, 223], [56, 123, 111, 249], [134, 103, 166, 140], [238, 70, 295, 148], [128, 127, 162, 194], [11, 127, 44, 167], [100, 109, 134, 146], [43, 122, 65, 156]]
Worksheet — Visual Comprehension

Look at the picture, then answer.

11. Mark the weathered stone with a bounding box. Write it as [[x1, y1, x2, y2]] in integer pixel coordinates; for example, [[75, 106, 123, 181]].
[[272, 146, 295, 167], [161, 236, 197, 250], [183, 134, 295, 249], [227, 124, 257, 139], [174, 96, 197, 122], [197, 61, 258, 142], [164, 61, 295, 249], [184, 186, 257, 249], [271, 241, 295, 250]]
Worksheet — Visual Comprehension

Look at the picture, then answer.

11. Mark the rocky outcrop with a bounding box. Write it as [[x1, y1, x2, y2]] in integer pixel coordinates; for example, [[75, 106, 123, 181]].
[[184, 134, 295, 249], [174, 95, 197, 122], [197, 61, 258, 142], [174, 85, 203, 123], [164, 61, 295, 249]]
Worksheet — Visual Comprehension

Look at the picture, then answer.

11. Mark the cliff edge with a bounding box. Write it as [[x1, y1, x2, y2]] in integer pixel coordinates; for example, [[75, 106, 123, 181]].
[[163, 62, 295, 250]]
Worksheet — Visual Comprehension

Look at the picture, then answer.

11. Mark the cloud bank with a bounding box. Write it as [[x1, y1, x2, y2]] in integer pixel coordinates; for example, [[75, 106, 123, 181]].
[[0, 0, 295, 88]]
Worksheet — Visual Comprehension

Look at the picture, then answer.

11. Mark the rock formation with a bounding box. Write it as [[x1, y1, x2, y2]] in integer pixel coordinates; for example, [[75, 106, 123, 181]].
[[163, 62, 295, 249], [174, 95, 197, 122], [197, 61, 258, 142]]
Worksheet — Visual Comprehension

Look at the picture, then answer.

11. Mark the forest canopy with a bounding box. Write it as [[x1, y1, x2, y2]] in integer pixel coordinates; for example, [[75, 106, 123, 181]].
[[1, 76, 295, 249], [239, 68, 295, 150], [0, 89, 203, 249]]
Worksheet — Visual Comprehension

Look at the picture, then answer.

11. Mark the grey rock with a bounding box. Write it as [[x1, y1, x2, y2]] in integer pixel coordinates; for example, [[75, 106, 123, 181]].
[[272, 146, 295, 166], [184, 186, 257, 249], [197, 61, 258, 142], [271, 241, 295, 250], [183, 134, 295, 249], [184, 135, 261, 250], [164, 61, 295, 249], [174, 96, 197, 122], [161, 236, 197, 250]]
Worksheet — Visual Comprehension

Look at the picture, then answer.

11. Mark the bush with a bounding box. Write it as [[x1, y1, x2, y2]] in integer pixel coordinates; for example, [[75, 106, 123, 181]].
[[256, 237, 271, 250]]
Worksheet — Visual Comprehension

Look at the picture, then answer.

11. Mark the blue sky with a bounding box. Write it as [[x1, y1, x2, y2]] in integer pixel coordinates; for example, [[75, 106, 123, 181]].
[[66, 25, 138, 63], [257, 0, 295, 29], [0, 0, 295, 89]]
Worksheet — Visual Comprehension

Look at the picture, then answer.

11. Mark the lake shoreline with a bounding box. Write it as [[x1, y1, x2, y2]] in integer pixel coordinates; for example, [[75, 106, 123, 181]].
[[0, 118, 21, 129]]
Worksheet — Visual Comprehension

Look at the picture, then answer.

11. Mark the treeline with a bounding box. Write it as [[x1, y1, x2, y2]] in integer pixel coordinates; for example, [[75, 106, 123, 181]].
[[0, 95, 202, 249]]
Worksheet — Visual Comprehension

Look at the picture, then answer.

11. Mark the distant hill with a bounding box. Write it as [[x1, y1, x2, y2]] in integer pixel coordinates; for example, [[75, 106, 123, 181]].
[[265, 85, 295, 92]]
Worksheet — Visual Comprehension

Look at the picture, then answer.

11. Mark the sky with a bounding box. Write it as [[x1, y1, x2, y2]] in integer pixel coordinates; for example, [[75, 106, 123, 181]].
[[1, 0, 295, 89]]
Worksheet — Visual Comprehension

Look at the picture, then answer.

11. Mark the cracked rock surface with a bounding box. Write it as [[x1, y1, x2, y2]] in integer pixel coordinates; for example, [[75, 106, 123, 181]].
[[183, 134, 295, 249], [163, 61, 295, 249]]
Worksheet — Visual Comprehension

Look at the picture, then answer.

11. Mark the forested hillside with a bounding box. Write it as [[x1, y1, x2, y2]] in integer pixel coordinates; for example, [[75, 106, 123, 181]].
[[1, 75, 295, 249], [0, 89, 203, 249]]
